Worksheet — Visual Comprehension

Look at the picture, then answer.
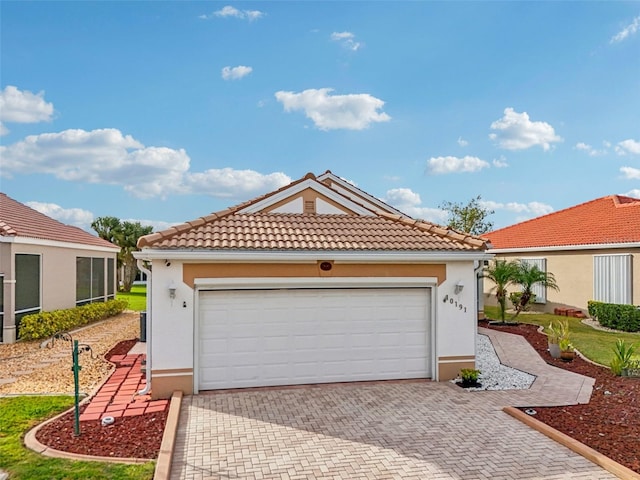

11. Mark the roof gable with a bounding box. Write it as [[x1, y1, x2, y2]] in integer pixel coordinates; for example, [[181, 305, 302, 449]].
[[0, 193, 119, 250], [238, 176, 376, 216], [316, 170, 406, 216], [138, 171, 488, 252], [484, 195, 640, 250]]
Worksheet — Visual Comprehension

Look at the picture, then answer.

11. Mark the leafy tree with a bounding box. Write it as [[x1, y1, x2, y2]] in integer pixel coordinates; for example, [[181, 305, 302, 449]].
[[483, 259, 519, 322], [91, 217, 153, 292], [439, 195, 494, 236], [511, 261, 559, 319]]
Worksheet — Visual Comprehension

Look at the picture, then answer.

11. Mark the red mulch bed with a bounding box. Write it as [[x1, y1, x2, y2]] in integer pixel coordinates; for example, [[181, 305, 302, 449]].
[[35, 339, 167, 460], [481, 320, 640, 473]]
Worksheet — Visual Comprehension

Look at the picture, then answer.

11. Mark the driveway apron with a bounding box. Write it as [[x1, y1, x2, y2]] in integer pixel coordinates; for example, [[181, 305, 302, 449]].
[[170, 381, 615, 480]]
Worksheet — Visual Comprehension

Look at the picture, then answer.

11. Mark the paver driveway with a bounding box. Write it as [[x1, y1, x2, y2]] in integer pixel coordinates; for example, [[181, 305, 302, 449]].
[[170, 381, 615, 479]]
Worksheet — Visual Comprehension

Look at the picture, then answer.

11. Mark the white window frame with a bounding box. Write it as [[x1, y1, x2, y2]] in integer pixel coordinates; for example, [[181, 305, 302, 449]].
[[519, 258, 547, 304], [593, 254, 632, 305]]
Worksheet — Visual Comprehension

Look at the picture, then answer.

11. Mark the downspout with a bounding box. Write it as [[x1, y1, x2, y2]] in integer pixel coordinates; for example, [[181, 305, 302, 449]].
[[474, 260, 485, 321], [137, 259, 152, 395]]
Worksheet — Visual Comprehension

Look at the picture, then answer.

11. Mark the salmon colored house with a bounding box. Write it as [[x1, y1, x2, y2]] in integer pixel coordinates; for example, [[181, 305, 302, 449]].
[[134, 171, 490, 399], [483, 195, 640, 313]]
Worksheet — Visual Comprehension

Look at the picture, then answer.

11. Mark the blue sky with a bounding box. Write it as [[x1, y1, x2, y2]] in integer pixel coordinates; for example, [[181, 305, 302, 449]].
[[1, 1, 639, 234]]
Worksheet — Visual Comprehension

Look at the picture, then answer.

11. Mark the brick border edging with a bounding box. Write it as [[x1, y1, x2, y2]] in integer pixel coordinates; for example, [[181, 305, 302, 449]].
[[153, 390, 183, 480], [504, 406, 640, 480]]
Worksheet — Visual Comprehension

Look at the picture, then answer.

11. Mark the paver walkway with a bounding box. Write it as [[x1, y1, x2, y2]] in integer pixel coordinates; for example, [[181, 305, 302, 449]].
[[79, 350, 168, 422], [170, 328, 615, 479]]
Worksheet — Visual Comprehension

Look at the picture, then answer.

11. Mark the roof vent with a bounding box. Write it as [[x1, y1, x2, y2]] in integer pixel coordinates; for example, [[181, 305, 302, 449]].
[[304, 200, 316, 214]]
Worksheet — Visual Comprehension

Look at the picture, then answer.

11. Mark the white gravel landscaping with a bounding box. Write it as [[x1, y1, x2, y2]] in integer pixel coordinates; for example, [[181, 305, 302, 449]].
[[452, 334, 536, 391]]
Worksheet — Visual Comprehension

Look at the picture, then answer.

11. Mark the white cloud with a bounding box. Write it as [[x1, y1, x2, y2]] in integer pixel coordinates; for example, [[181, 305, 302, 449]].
[[25, 201, 94, 231], [275, 88, 391, 130], [221, 65, 253, 80], [492, 156, 508, 168], [200, 5, 264, 21], [183, 168, 291, 198], [330, 31, 362, 51], [384, 188, 448, 223], [615, 139, 640, 155], [457, 136, 468, 147], [610, 15, 640, 44], [575, 142, 607, 156], [0, 128, 291, 199], [427, 156, 490, 174], [625, 189, 640, 199], [489, 107, 562, 151], [621, 166, 640, 180], [0, 85, 54, 135], [481, 199, 554, 217]]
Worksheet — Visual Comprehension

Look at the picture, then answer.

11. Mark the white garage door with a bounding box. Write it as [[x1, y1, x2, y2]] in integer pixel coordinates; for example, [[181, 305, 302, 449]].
[[198, 287, 431, 390]]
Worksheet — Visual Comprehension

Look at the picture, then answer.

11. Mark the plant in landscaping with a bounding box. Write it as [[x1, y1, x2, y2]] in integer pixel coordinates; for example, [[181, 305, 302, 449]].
[[511, 261, 559, 319], [483, 259, 519, 322], [509, 291, 536, 312], [610, 339, 639, 376], [459, 368, 481, 385], [588, 300, 640, 332]]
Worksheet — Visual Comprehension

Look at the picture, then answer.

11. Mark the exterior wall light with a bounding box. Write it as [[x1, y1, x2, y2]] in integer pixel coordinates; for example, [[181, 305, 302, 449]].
[[454, 281, 464, 295], [168, 281, 177, 299]]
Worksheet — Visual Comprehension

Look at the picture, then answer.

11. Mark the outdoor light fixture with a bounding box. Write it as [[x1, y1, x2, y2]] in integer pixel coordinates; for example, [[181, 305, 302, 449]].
[[454, 281, 464, 295], [168, 281, 177, 300]]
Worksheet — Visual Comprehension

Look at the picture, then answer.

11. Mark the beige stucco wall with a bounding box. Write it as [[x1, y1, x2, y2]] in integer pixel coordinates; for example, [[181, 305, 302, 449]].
[[1, 241, 118, 343], [483, 248, 640, 313]]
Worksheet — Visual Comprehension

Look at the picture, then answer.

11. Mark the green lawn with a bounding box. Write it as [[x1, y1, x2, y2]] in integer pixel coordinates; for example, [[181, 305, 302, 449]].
[[0, 396, 155, 480], [484, 305, 640, 366], [116, 285, 147, 312]]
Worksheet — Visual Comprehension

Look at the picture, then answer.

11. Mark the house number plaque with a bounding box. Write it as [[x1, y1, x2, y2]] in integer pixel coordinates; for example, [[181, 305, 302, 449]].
[[442, 294, 467, 312]]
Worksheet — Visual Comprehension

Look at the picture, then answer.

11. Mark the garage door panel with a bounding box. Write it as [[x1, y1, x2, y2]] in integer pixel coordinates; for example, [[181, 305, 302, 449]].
[[198, 288, 431, 390]]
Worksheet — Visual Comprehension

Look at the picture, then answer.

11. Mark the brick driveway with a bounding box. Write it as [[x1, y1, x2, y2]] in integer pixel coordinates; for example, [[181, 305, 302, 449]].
[[170, 381, 615, 479]]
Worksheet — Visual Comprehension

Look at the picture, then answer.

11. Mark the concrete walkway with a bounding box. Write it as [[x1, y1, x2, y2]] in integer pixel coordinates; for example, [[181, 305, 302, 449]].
[[169, 327, 613, 479], [478, 326, 595, 407]]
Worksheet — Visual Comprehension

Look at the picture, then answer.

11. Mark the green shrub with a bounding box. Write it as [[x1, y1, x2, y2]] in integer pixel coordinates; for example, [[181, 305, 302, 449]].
[[460, 368, 481, 382], [19, 299, 128, 340], [610, 339, 638, 376], [509, 291, 536, 311], [587, 300, 640, 332]]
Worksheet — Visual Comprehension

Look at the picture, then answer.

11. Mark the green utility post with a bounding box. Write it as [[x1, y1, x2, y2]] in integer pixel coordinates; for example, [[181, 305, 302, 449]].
[[72, 339, 82, 436]]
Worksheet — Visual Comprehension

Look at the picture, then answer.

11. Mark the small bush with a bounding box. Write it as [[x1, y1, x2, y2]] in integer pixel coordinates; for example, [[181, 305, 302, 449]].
[[610, 339, 638, 376], [588, 300, 640, 332], [19, 299, 128, 340], [509, 291, 536, 311], [460, 368, 481, 382]]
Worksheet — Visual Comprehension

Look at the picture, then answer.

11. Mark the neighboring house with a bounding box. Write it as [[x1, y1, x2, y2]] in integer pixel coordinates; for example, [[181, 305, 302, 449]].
[[134, 171, 490, 399], [483, 195, 640, 313], [0, 193, 120, 343]]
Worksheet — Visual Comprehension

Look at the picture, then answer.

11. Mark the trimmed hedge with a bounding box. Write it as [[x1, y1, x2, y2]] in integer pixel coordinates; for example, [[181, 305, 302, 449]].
[[588, 300, 640, 332], [19, 299, 129, 341]]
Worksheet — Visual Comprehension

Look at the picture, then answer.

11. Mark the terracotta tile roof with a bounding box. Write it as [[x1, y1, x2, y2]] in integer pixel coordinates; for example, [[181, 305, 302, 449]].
[[139, 212, 486, 251], [484, 195, 640, 250], [0, 193, 119, 249]]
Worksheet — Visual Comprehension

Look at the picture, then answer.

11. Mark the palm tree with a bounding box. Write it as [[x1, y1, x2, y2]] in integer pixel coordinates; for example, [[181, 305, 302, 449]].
[[511, 261, 559, 319], [483, 259, 519, 322]]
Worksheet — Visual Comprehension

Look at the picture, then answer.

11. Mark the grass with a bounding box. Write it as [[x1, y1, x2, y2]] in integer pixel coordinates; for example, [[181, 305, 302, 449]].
[[116, 285, 147, 312], [0, 396, 155, 480], [484, 305, 640, 366]]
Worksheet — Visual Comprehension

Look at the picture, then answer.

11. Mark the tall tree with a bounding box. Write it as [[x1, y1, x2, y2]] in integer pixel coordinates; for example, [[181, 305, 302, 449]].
[[483, 259, 519, 322], [91, 217, 153, 292], [439, 195, 494, 236]]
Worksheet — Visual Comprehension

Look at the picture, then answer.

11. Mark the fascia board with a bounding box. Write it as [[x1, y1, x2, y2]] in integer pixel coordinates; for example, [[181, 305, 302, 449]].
[[133, 249, 493, 263], [489, 242, 640, 254], [238, 179, 375, 216], [0, 235, 120, 253], [317, 172, 406, 216]]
